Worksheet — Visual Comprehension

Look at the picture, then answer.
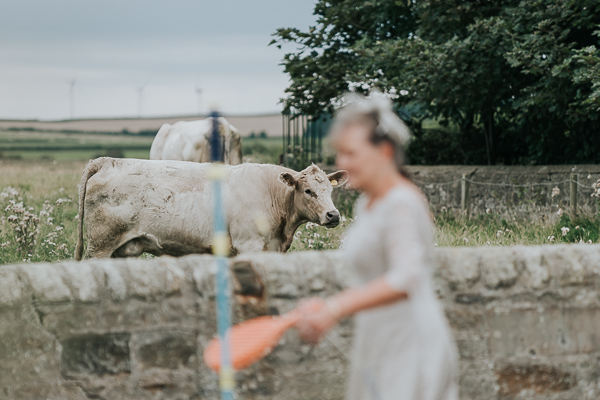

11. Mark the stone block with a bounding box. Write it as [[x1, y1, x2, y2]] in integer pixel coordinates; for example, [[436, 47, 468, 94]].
[[123, 258, 168, 298], [436, 248, 481, 290], [231, 260, 265, 298], [19, 263, 72, 303], [444, 305, 486, 331], [459, 361, 497, 399], [513, 246, 549, 290], [455, 335, 488, 359], [487, 307, 600, 357], [99, 261, 128, 301], [480, 247, 518, 289], [60, 262, 100, 302], [495, 363, 577, 398], [190, 257, 217, 297], [135, 331, 197, 370], [0, 267, 25, 306], [0, 308, 61, 387], [543, 246, 588, 287], [5, 383, 88, 400], [61, 333, 131, 377]]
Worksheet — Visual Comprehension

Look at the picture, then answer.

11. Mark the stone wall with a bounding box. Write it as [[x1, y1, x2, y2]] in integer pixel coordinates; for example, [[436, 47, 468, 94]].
[[1, 245, 600, 399], [330, 165, 600, 218]]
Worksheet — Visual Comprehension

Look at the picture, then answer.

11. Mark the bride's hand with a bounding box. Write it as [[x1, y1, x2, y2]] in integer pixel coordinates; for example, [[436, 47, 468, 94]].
[[294, 297, 341, 344]]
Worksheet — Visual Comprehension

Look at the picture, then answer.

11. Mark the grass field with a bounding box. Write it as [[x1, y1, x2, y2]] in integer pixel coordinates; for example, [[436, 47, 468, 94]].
[[0, 129, 282, 162], [0, 160, 84, 264], [0, 129, 154, 160], [2, 158, 599, 266]]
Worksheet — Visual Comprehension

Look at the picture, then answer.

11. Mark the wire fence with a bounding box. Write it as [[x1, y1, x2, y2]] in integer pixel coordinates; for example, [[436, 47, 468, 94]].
[[412, 177, 596, 189], [407, 173, 600, 218]]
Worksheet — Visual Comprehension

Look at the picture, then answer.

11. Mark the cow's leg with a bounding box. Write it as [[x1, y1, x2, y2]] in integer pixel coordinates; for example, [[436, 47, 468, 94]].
[[83, 245, 113, 259], [84, 209, 130, 259]]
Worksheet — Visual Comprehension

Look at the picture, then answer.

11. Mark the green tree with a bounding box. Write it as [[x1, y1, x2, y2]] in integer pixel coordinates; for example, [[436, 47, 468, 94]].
[[272, 0, 600, 165]]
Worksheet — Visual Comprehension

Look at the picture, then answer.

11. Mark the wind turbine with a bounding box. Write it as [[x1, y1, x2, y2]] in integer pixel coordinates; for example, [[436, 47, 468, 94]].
[[195, 84, 203, 116], [136, 77, 152, 118]]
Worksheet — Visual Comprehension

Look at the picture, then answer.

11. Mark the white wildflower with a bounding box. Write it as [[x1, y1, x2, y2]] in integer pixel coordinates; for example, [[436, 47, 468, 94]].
[[0, 186, 19, 198], [593, 179, 600, 197], [548, 235, 555, 242], [496, 230, 504, 237], [561, 227, 570, 236]]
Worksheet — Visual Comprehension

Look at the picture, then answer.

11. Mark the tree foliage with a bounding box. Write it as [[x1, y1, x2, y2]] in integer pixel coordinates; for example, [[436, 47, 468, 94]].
[[272, 0, 600, 165]]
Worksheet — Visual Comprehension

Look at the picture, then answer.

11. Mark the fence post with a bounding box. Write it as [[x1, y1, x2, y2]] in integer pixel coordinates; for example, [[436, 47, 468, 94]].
[[461, 174, 470, 218], [570, 173, 578, 216]]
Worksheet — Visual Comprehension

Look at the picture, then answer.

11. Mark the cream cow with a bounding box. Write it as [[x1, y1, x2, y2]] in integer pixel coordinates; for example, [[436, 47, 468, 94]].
[[149, 117, 242, 164], [75, 157, 348, 259]]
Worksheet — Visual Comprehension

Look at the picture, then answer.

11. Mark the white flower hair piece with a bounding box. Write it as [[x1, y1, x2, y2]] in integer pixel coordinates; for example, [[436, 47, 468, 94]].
[[333, 91, 412, 146]]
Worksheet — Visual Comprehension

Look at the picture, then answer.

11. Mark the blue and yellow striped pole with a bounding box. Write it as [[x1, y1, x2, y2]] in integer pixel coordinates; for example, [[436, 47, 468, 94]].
[[208, 110, 234, 399]]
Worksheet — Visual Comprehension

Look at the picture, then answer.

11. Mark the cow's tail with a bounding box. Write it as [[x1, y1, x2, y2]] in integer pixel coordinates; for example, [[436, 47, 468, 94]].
[[75, 158, 106, 260]]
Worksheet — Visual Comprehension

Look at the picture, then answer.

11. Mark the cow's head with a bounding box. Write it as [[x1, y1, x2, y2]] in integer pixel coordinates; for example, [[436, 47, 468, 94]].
[[279, 164, 349, 227]]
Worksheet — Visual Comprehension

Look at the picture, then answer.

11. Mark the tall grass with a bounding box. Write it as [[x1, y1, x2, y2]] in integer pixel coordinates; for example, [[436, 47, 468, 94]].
[[0, 160, 83, 264], [241, 137, 282, 164]]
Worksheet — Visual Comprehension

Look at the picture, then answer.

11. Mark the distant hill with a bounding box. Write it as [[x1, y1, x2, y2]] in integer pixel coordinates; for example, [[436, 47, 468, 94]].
[[0, 113, 283, 137]]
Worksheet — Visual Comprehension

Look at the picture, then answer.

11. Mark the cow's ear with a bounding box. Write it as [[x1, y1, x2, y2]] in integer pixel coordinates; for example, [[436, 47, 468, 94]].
[[279, 172, 297, 187], [327, 170, 349, 188]]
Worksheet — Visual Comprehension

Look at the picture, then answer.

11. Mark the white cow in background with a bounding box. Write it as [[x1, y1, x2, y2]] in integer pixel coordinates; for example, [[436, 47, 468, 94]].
[[150, 117, 243, 164]]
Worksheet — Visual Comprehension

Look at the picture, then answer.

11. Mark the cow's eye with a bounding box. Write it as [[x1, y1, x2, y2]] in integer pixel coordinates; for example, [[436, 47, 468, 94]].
[[305, 189, 313, 196]]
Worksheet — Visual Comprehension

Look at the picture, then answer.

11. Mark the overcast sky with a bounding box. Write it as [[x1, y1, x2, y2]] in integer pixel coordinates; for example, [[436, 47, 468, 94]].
[[0, 0, 317, 120]]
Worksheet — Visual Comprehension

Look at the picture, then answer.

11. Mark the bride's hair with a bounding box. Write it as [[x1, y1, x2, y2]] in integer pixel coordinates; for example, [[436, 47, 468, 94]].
[[332, 92, 412, 178]]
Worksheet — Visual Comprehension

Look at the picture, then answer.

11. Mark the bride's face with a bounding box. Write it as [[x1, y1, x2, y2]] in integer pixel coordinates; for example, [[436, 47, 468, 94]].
[[333, 122, 392, 190]]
